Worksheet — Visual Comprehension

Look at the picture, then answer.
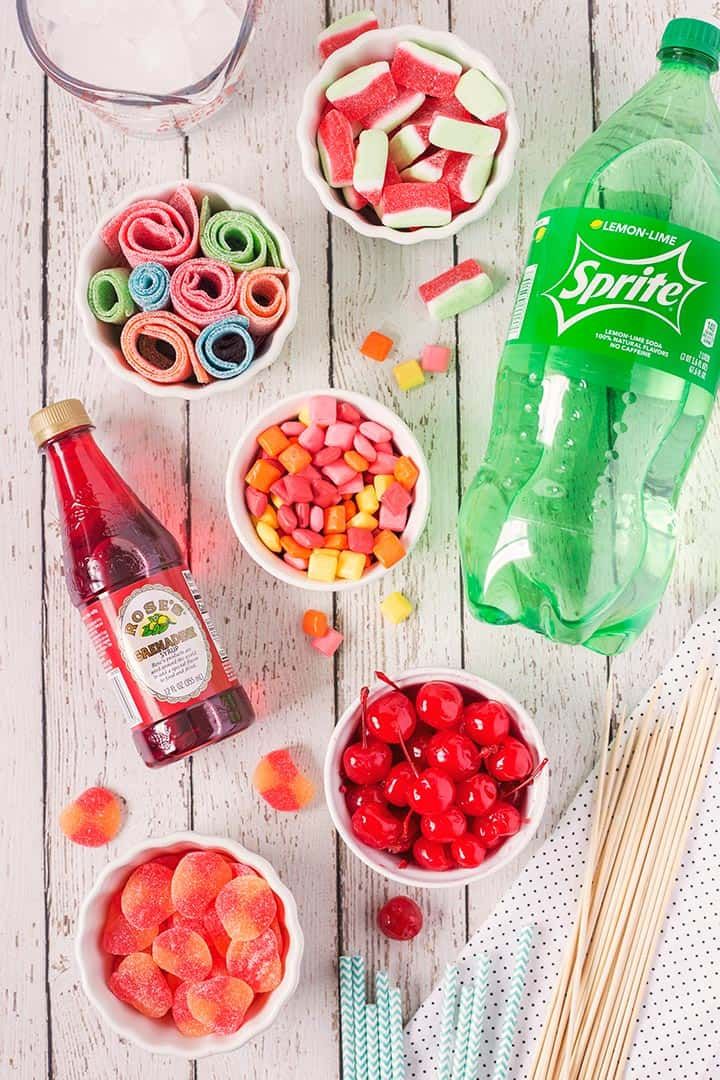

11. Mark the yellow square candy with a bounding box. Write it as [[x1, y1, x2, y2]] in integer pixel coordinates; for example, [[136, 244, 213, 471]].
[[337, 550, 366, 581], [380, 591, 413, 624], [356, 484, 379, 515], [307, 548, 339, 583], [258, 505, 278, 528], [373, 474, 394, 499], [393, 359, 425, 391], [270, 492, 284, 508], [256, 521, 282, 553], [298, 406, 311, 426], [348, 511, 379, 530]]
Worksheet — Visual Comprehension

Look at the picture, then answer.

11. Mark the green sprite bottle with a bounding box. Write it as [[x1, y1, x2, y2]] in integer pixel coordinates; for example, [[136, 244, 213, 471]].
[[459, 18, 720, 655]]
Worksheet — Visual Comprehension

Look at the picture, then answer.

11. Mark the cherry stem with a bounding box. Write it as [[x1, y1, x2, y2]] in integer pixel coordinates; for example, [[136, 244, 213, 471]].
[[360, 686, 369, 749], [503, 757, 549, 799], [375, 670, 403, 693], [397, 730, 420, 778], [478, 744, 502, 760]]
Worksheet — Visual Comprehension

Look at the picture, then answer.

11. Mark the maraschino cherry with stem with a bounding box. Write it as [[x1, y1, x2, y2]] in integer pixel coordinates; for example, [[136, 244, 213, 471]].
[[367, 671, 417, 743], [342, 686, 392, 786]]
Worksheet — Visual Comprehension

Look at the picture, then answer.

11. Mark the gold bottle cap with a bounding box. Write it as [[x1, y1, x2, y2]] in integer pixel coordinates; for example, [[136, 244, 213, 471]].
[[29, 399, 93, 448]]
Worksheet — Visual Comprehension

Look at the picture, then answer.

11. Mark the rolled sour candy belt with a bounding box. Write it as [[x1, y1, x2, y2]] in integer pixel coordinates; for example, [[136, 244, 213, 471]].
[[318, 108, 356, 188], [87, 268, 136, 324], [201, 203, 282, 272], [381, 181, 451, 229], [170, 257, 239, 326], [195, 315, 256, 379], [391, 40, 462, 97], [317, 9, 379, 60], [120, 311, 211, 385], [353, 129, 389, 204], [454, 68, 507, 126], [325, 60, 397, 122], [429, 115, 501, 157], [100, 184, 199, 269], [236, 268, 289, 336], [128, 262, 170, 311], [418, 258, 494, 320]]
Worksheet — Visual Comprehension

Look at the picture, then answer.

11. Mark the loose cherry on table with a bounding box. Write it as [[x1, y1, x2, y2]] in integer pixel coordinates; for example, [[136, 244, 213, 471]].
[[376, 896, 423, 941], [416, 681, 464, 730]]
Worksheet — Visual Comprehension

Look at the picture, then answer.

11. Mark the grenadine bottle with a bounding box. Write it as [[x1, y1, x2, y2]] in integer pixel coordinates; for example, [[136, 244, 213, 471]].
[[30, 398, 254, 767]]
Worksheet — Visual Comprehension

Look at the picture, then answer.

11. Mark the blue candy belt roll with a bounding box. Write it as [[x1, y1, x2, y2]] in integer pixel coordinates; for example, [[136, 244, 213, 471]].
[[128, 261, 171, 311], [195, 315, 256, 380]]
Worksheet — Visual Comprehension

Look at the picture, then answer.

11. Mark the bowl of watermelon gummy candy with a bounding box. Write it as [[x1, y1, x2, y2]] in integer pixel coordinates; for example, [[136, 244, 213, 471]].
[[225, 388, 430, 592], [297, 24, 519, 243], [76, 832, 303, 1058], [324, 668, 548, 888]]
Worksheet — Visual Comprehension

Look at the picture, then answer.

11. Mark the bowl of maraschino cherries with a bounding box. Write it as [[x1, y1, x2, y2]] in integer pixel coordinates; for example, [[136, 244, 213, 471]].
[[324, 668, 549, 887]]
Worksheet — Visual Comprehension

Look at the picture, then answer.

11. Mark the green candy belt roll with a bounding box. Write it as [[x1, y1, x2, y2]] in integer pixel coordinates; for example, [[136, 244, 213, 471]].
[[200, 202, 283, 272], [87, 267, 136, 324]]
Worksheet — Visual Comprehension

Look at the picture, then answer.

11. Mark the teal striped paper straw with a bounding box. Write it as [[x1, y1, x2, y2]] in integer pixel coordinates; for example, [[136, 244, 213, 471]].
[[352, 955, 369, 1080], [492, 926, 534, 1080], [438, 964, 459, 1080], [340, 956, 356, 1080], [375, 971, 393, 1080], [389, 986, 405, 1080], [462, 955, 490, 1080], [367, 1004, 380, 1079], [451, 986, 473, 1080]]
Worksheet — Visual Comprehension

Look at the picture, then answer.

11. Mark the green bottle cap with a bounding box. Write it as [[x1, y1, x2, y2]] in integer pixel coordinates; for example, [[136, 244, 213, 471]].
[[659, 17, 720, 65]]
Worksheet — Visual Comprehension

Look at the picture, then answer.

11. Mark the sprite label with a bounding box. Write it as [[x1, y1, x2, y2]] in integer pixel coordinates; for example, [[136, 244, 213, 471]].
[[507, 207, 720, 392]]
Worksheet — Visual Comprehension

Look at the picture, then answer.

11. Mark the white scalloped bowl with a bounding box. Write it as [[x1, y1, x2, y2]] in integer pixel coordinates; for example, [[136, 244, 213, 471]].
[[76, 832, 304, 1058], [77, 181, 300, 401], [325, 668, 548, 888], [297, 25, 519, 244]]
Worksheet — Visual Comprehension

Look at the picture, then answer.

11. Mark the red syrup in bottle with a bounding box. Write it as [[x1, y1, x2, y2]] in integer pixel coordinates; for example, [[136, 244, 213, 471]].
[[30, 399, 254, 767]]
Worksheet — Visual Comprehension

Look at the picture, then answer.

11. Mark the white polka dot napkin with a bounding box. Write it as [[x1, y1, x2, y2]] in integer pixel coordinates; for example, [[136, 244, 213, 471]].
[[405, 599, 720, 1079]]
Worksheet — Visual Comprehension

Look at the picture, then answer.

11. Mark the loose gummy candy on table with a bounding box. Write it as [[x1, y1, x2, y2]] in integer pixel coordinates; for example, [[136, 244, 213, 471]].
[[353, 130, 389, 205], [59, 785, 123, 847], [391, 40, 462, 98], [102, 894, 158, 955], [108, 952, 173, 1019], [317, 9, 380, 60], [429, 115, 501, 158], [121, 861, 175, 930], [393, 359, 426, 391], [380, 592, 414, 624], [152, 926, 213, 982], [186, 976, 254, 1035], [215, 876, 277, 941], [317, 108, 356, 188], [302, 609, 329, 637], [381, 182, 451, 229], [172, 981, 214, 1037], [454, 68, 506, 124], [312, 624, 347, 651], [326, 61, 397, 122], [443, 151, 493, 205], [252, 747, 316, 811], [418, 258, 494, 320], [226, 928, 283, 993], [171, 851, 233, 918], [365, 89, 425, 133], [421, 344, 452, 373]]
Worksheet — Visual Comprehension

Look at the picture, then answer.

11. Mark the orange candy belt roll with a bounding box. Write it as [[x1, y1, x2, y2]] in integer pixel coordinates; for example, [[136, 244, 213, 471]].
[[236, 267, 289, 337], [120, 310, 211, 385]]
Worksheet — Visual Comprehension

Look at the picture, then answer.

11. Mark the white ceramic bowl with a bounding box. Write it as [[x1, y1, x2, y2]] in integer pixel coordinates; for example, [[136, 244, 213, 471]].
[[77, 180, 300, 401], [76, 832, 304, 1058], [324, 668, 548, 889], [297, 25, 519, 244], [225, 388, 430, 592]]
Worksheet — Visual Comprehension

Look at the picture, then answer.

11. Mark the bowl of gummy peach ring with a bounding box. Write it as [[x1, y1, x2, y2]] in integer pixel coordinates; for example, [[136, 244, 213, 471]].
[[324, 668, 549, 888], [225, 388, 430, 591], [297, 21, 519, 243], [77, 180, 300, 401], [76, 833, 303, 1057]]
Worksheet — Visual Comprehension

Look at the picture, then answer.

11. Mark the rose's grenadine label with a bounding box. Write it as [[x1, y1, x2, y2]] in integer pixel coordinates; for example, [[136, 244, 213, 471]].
[[82, 566, 237, 730]]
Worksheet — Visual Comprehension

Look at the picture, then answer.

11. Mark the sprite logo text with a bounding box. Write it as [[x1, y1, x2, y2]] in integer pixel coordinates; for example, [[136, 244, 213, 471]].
[[542, 233, 705, 335]]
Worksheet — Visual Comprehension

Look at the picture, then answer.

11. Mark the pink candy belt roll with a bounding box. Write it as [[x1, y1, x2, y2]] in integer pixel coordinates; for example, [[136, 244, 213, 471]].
[[169, 257, 240, 327], [236, 267, 289, 336], [120, 311, 211, 385], [101, 185, 200, 270]]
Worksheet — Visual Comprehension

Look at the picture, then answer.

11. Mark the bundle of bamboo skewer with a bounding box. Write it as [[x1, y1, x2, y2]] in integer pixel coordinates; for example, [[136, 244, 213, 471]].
[[529, 667, 720, 1080]]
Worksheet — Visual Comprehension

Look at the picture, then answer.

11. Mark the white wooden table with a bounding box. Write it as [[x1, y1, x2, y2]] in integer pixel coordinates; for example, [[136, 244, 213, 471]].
[[2, 2, 718, 1077]]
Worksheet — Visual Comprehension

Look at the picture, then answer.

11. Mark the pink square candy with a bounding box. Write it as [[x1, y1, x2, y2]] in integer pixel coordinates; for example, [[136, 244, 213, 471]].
[[325, 422, 357, 450], [379, 505, 408, 532], [311, 628, 344, 657], [421, 344, 452, 373], [245, 487, 268, 517], [347, 527, 375, 554], [381, 481, 412, 515], [309, 396, 337, 427], [298, 424, 326, 453]]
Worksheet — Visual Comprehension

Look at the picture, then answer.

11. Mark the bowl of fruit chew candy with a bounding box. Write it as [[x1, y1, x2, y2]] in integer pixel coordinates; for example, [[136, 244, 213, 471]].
[[226, 389, 430, 591], [297, 24, 518, 243], [324, 669, 549, 888], [76, 834, 303, 1058]]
